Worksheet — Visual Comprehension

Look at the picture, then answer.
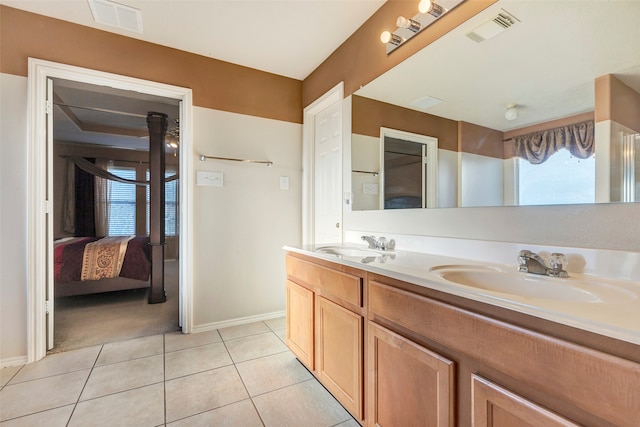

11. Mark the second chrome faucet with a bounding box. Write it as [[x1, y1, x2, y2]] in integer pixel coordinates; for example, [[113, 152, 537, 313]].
[[518, 250, 569, 278], [362, 235, 395, 251]]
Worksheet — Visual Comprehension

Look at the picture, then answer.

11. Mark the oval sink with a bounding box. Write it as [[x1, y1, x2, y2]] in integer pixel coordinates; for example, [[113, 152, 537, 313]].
[[315, 246, 393, 257], [431, 266, 637, 303]]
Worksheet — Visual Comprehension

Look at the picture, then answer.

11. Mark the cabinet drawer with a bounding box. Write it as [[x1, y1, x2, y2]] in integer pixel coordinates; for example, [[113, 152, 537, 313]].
[[287, 255, 362, 307]]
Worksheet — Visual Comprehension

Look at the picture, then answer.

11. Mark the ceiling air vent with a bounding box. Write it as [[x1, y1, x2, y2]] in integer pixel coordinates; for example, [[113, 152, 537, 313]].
[[88, 0, 143, 34], [466, 9, 519, 43]]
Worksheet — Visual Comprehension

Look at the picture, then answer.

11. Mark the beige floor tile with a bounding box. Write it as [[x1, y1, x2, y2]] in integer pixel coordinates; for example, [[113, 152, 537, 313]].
[[218, 321, 270, 341], [0, 370, 90, 422], [224, 332, 288, 363], [167, 399, 263, 427], [69, 383, 164, 427], [80, 354, 163, 400], [95, 334, 164, 366], [165, 365, 249, 423], [9, 346, 100, 384], [275, 328, 287, 343], [0, 405, 74, 427], [165, 342, 233, 380], [0, 366, 22, 388], [165, 329, 221, 352], [236, 351, 312, 396], [263, 316, 285, 331], [252, 379, 352, 427]]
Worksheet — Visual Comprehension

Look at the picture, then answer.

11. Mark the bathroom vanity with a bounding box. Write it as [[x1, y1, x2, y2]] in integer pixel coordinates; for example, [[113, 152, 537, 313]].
[[284, 246, 640, 427]]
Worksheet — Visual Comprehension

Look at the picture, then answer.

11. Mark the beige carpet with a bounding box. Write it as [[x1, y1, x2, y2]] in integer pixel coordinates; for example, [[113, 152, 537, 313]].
[[51, 260, 181, 353]]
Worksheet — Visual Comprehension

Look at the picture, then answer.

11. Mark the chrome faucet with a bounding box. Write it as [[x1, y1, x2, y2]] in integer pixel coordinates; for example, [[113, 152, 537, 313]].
[[361, 235, 395, 251], [518, 250, 568, 278]]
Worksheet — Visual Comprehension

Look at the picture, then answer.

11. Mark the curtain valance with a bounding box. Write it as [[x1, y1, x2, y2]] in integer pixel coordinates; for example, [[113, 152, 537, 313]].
[[514, 120, 594, 164], [69, 156, 178, 184]]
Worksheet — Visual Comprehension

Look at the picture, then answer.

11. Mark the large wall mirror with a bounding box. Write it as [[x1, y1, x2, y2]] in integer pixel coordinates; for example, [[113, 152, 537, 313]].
[[351, 0, 640, 210]]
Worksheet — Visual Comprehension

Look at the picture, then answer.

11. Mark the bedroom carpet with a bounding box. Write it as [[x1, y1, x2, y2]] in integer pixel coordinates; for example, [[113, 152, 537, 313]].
[[51, 260, 180, 354]]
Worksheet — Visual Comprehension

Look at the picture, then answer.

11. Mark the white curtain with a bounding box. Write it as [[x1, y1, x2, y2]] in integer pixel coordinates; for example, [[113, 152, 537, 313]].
[[94, 159, 112, 237]]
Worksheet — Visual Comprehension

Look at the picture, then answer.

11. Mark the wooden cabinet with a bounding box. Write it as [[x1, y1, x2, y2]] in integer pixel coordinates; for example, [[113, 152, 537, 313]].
[[367, 321, 454, 427], [368, 279, 640, 426], [317, 296, 363, 418], [471, 375, 579, 427], [285, 253, 365, 423], [285, 252, 640, 427], [285, 279, 314, 369]]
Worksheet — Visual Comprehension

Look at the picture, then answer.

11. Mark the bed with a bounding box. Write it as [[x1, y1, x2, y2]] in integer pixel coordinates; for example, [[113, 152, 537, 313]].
[[54, 236, 151, 298]]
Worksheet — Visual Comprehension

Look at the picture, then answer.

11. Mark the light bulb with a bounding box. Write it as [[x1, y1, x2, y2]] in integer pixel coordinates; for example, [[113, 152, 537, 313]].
[[396, 16, 421, 33], [380, 31, 403, 46], [419, 0, 445, 18], [505, 104, 518, 121]]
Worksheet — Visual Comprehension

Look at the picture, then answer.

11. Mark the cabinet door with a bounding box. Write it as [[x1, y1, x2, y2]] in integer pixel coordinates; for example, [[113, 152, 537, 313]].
[[472, 375, 580, 427], [368, 321, 455, 427], [317, 296, 363, 421], [286, 280, 314, 369]]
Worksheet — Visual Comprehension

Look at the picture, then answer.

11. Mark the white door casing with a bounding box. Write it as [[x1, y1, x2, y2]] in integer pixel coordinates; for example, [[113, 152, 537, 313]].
[[27, 58, 194, 362], [379, 127, 438, 209], [302, 82, 344, 245], [45, 77, 54, 350]]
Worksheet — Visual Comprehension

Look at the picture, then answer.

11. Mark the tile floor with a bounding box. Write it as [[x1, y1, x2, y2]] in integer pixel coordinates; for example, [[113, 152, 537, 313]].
[[0, 317, 359, 427]]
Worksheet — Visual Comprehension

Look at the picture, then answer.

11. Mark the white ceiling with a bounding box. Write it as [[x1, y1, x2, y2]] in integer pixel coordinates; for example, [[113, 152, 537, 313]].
[[357, 0, 640, 132], [1, 0, 386, 80]]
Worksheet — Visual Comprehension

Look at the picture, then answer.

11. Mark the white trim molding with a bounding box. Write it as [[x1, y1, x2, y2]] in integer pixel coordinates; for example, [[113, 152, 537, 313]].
[[191, 311, 286, 334], [26, 58, 194, 362]]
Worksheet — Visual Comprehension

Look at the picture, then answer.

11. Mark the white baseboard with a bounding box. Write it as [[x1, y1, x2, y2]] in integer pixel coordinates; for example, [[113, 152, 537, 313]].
[[1, 355, 28, 369], [191, 310, 286, 334]]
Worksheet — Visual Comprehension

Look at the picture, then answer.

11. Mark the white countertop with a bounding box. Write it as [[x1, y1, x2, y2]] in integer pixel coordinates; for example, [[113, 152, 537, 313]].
[[284, 244, 640, 346]]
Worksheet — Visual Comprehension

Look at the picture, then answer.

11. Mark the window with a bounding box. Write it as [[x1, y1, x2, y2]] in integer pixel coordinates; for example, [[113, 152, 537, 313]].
[[107, 166, 137, 235], [518, 149, 595, 205], [146, 170, 178, 236]]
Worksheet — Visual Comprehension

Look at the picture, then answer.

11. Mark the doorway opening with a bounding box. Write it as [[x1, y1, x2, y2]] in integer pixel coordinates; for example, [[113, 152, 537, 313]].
[[27, 59, 194, 362]]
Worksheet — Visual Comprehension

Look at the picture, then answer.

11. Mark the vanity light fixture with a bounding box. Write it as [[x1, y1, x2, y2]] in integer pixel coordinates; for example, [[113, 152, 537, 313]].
[[381, 0, 463, 54], [505, 104, 519, 121]]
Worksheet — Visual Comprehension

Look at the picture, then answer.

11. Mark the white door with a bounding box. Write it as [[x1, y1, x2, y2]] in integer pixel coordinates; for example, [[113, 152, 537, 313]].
[[313, 99, 342, 244], [46, 77, 55, 349]]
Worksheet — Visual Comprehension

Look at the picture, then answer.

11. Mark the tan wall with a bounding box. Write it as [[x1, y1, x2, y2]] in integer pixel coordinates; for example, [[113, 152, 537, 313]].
[[458, 121, 504, 159], [302, 0, 497, 107], [595, 74, 640, 133], [0, 5, 302, 124], [352, 95, 458, 151]]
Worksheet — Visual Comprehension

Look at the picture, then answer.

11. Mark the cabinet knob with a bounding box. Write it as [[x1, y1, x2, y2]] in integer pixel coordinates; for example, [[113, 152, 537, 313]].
[[336, 222, 340, 228]]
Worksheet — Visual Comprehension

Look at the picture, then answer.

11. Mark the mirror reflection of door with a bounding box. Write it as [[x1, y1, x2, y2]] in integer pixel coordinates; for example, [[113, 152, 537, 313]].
[[380, 128, 438, 209]]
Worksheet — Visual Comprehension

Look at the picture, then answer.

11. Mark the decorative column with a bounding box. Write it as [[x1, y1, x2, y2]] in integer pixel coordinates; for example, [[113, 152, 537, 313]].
[[147, 112, 167, 304]]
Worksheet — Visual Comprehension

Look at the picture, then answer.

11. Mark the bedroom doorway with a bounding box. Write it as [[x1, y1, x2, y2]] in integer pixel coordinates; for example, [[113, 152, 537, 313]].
[[27, 59, 194, 362]]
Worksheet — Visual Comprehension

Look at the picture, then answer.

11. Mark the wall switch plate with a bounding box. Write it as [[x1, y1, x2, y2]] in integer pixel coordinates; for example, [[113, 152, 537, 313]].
[[197, 170, 223, 187], [363, 182, 379, 194], [280, 176, 289, 190]]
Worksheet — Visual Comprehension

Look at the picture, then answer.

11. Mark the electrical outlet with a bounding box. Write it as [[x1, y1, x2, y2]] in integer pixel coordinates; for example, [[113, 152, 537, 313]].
[[280, 176, 289, 190]]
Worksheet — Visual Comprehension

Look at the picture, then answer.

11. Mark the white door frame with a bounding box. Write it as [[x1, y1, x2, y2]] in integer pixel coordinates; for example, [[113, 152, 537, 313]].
[[301, 82, 344, 245], [27, 58, 194, 362], [379, 127, 438, 209]]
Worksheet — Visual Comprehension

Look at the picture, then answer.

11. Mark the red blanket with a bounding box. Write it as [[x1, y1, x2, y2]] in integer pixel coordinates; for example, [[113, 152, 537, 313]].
[[54, 236, 151, 283]]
